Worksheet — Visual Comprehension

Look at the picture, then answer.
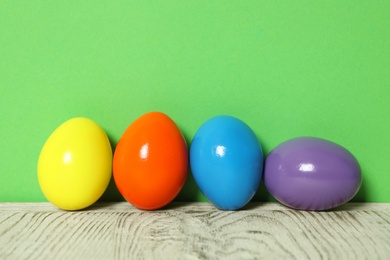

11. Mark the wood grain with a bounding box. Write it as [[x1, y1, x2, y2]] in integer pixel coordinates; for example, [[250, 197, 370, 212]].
[[0, 203, 389, 260]]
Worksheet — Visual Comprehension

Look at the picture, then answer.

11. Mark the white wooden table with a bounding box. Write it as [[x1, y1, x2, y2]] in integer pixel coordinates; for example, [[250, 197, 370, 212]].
[[0, 202, 389, 259]]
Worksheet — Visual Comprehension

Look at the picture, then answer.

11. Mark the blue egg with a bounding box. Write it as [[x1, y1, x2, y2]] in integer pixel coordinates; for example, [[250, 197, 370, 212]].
[[190, 115, 263, 210]]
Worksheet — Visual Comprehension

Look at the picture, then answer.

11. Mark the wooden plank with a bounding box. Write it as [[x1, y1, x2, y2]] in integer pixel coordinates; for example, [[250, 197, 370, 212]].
[[0, 203, 389, 259]]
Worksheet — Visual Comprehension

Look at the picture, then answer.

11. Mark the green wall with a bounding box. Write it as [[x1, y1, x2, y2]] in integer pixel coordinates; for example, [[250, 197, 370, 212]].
[[1, 1, 389, 202]]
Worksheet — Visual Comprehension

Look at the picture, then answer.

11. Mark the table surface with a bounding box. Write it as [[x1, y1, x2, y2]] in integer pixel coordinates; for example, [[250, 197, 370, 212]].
[[0, 202, 389, 260]]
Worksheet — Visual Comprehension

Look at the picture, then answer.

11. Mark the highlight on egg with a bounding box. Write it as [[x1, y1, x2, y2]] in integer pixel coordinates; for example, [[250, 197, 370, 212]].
[[37, 117, 113, 210], [264, 136, 362, 211], [113, 111, 188, 210], [190, 115, 264, 210]]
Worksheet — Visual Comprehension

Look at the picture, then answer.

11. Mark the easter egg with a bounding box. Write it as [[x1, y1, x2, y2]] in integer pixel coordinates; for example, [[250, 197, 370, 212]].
[[264, 137, 362, 211], [113, 112, 188, 210], [37, 117, 112, 210], [190, 115, 263, 210]]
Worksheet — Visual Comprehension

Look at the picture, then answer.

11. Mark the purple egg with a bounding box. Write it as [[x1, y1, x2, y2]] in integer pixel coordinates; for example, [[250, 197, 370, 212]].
[[264, 137, 362, 211]]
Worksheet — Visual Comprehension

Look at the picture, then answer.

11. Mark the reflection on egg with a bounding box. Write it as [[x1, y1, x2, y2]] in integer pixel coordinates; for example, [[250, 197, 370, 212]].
[[113, 112, 188, 210], [264, 137, 362, 211], [37, 118, 112, 210], [190, 115, 263, 210]]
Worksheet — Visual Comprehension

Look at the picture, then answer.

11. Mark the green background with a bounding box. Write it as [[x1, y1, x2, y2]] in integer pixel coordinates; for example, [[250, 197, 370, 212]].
[[1, 1, 389, 202]]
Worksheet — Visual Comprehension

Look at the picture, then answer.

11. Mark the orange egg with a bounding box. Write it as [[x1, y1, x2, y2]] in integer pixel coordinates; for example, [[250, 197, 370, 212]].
[[113, 112, 188, 210]]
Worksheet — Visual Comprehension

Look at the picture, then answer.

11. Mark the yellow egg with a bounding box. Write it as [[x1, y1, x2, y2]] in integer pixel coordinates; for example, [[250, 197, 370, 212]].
[[37, 117, 112, 210]]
